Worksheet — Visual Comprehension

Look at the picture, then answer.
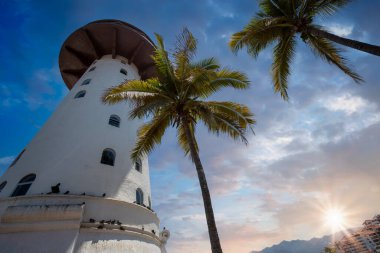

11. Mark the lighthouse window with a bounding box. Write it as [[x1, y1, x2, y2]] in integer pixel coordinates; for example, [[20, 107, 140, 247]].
[[120, 68, 127, 75], [89, 66, 96, 72], [136, 188, 144, 205], [135, 157, 142, 172], [11, 173, 36, 197], [109, 115, 120, 127], [75, 90, 86, 98], [0, 181, 7, 193], [9, 149, 26, 167], [101, 148, 115, 166], [81, 79, 91, 85]]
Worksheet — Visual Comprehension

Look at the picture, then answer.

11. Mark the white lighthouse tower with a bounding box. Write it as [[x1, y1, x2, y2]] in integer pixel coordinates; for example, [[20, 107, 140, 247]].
[[0, 20, 169, 253]]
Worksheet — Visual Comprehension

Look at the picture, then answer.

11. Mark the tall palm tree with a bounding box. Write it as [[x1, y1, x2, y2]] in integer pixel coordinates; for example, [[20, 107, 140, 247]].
[[230, 0, 380, 100], [102, 29, 255, 253]]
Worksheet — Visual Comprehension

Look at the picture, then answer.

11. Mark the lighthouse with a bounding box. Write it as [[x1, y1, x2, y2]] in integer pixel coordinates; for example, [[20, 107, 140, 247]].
[[0, 20, 169, 253]]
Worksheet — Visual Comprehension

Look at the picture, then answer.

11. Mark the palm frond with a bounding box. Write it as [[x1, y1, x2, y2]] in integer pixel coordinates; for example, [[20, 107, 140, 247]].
[[129, 96, 172, 119], [201, 101, 256, 130], [181, 57, 221, 98], [174, 28, 197, 64], [131, 106, 173, 161], [271, 0, 295, 18], [190, 57, 220, 70], [195, 101, 254, 144], [174, 28, 197, 85], [230, 16, 292, 57], [305, 29, 363, 83], [259, 0, 287, 17], [313, 0, 352, 17], [272, 31, 296, 100], [205, 112, 248, 144], [290, 0, 303, 15], [187, 68, 250, 98], [212, 69, 250, 89], [102, 79, 172, 105], [153, 33, 177, 92], [299, 0, 316, 18]]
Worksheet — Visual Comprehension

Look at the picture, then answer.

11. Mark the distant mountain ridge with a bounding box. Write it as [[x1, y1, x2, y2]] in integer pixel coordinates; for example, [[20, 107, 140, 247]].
[[250, 234, 332, 253]]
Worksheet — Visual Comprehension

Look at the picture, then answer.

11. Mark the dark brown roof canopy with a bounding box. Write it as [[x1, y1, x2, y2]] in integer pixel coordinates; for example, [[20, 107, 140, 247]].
[[59, 20, 156, 89]]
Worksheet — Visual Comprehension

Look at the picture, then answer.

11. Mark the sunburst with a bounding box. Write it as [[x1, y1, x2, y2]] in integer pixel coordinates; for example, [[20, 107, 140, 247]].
[[324, 208, 346, 232]]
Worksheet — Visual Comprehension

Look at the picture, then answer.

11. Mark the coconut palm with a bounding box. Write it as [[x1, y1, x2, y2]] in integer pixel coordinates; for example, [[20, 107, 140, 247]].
[[102, 29, 255, 253], [324, 246, 337, 253], [230, 0, 380, 100]]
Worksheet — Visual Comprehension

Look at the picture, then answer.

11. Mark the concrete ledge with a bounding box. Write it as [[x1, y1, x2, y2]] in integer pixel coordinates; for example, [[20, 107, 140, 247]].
[[0, 194, 157, 217], [0, 195, 160, 234], [0, 203, 84, 233], [1, 203, 84, 223], [0, 220, 81, 233], [81, 222, 162, 245]]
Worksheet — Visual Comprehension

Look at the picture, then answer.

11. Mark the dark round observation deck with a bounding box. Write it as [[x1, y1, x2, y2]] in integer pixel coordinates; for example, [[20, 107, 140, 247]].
[[59, 20, 156, 89]]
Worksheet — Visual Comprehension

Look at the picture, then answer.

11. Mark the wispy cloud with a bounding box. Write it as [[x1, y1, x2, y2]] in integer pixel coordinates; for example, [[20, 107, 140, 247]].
[[326, 23, 353, 37], [0, 156, 14, 166]]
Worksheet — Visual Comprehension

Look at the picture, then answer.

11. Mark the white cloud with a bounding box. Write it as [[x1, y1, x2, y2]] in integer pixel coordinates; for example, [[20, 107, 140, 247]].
[[0, 156, 14, 166], [322, 94, 372, 115], [327, 23, 353, 37]]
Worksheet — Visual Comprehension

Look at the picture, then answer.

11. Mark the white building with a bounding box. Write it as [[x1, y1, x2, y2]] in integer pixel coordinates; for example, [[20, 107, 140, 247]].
[[336, 215, 380, 253], [0, 20, 169, 253]]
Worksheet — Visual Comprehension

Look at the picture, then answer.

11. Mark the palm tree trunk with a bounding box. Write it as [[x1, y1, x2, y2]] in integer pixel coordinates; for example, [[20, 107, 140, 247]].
[[308, 27, 380, 56], [183, 122, 223, 253]]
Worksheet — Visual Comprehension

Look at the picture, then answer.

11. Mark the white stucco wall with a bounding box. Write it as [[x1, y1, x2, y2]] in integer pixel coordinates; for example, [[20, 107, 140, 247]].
[[0, 55, 152, 207], [0, 195, 162, 253], [0, 55, 168, 252]]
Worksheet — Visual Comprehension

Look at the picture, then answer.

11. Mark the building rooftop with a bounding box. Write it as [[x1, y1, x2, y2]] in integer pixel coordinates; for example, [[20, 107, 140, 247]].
[[59, 19, 156, 89]]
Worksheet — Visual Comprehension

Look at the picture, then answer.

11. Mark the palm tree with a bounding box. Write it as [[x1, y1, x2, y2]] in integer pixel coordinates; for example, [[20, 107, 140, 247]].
[[324, 246, 337, 253], [102, 29, 255, 253], [230, 0, 380, 100]]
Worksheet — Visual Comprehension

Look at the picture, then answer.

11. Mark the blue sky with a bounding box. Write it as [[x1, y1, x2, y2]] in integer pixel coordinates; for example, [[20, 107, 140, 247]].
[[1, 1, 380, 252]]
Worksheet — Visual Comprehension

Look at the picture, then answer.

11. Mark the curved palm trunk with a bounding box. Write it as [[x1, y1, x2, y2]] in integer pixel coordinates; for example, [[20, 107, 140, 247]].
[[183, 122, 223, 253], [308, 27, 380, 56]]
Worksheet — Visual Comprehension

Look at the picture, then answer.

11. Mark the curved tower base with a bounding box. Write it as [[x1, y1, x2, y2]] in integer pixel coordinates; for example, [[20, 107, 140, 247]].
[[0, 195, 168, 253]]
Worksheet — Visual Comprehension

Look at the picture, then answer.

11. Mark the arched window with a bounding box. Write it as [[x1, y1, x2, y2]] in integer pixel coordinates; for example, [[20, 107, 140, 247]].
[[101, 148, 115, 166], [10, 149, 25, 167], [81, 79, 91, 85], [135, 157, 142, 172], [148, 196, 151, 209], [89, 66, 96, 72], [136, 188, 144, 205], [120, 68, 127, 75], [109, 115, 120, 127], [11, 174, 36, 197], [75, 90, 86, 98], [0, 181, 7, 193]]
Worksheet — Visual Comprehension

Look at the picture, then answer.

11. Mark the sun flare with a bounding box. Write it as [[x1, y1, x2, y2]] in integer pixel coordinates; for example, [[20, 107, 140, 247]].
[[324, 209, 346, 231]]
